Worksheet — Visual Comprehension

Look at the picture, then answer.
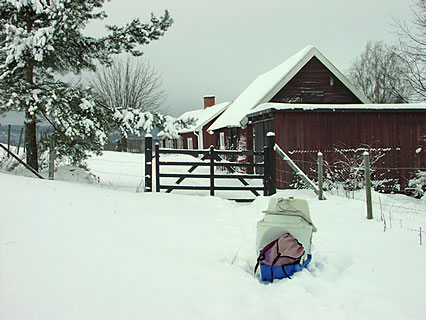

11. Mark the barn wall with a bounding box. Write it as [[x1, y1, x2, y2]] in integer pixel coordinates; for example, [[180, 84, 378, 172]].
[[270, 57, 363, 104], [268, 110, 426, 190]]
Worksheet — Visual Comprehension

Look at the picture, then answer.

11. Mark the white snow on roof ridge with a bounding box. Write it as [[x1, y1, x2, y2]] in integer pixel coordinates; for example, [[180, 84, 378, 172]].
[[208, 46, 317, 131], [178, 102, 230, 134]]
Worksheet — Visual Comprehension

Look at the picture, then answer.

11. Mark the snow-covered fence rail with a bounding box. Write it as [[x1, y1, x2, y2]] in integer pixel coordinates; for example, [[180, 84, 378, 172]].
[[0, 143, 44, 179], [150, 139, 276, 198], [274, 143, 321, 198]]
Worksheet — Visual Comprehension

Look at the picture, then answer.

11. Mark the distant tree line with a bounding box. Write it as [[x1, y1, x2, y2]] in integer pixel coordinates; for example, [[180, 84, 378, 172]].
[[346, 0, 426, 104]]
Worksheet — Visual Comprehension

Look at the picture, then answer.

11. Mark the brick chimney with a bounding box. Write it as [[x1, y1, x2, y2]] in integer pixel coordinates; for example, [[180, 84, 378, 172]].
[[203, 95, 215, 109]]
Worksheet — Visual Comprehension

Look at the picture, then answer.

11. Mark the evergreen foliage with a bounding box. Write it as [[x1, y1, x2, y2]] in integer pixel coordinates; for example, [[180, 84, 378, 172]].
[[0, 0, 177, 169]]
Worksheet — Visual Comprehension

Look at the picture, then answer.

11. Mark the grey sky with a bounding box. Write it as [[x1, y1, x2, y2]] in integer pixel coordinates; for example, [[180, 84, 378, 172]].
[[1, 0, 413, 125]]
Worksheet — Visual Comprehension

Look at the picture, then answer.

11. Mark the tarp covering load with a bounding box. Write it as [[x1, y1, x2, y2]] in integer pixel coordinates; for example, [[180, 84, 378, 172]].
[[255, 197, 317, 281]]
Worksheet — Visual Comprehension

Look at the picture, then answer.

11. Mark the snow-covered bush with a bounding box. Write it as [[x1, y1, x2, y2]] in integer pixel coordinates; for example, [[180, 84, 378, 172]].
[[408, 171, 426, 198], [290, 145, 390, 198], [321, 146, 387, 198]]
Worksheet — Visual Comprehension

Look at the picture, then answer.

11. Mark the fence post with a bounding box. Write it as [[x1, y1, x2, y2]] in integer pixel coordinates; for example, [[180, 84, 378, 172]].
[[17, 127, 24, 155], [7, 124, 11, 157], [263, 145, 270, 196], [155, 143, 160, 192], [210, 145, 215, 196], [318, 152, 324, 200], [48, 134, 55, 180], [363, 152, 373, 220], [266, 132, 276, 195], [144, 134, 152, 192]]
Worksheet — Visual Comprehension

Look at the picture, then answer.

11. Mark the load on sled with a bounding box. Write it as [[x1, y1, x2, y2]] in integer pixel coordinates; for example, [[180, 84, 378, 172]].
[[255, 197, 317, 282]]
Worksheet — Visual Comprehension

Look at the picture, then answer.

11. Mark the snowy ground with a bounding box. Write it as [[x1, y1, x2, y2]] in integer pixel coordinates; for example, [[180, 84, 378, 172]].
[[1, 149, 426, 319]]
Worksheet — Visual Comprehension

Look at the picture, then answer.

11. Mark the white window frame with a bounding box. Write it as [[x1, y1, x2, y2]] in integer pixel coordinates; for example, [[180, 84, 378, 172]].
[[219, 132, 225, 150]]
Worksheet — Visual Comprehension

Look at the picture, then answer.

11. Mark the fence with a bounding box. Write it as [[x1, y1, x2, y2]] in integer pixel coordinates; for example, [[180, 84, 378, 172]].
[[274, 143, 426, 222], [275, 146, 426, 194], [145, 134, 277, 198]]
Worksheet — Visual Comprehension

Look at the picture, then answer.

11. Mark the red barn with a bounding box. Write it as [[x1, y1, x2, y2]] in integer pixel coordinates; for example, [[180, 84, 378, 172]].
[[206, 46, 369, 154], [167, 46, 425, 192], [246, 103, 426, 191]]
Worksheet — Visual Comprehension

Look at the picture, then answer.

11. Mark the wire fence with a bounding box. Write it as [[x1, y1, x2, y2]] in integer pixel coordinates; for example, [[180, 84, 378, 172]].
[[275, 147, 425, 241], [290, 158, 426, 172]]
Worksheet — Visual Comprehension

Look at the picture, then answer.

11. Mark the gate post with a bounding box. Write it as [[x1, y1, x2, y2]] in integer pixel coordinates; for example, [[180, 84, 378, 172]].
[[209, 145, 215, 196], [155, 143, 160, 192], [263, 145, 270, 196], [266, 132, 276, 195], [144, 134, 152, 192]]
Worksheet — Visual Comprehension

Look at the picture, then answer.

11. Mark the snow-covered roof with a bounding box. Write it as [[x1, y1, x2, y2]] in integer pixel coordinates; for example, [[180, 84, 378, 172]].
[[178, 102, 230, 134], [246, 102, 426, 118], [208, 46, 370, 131]]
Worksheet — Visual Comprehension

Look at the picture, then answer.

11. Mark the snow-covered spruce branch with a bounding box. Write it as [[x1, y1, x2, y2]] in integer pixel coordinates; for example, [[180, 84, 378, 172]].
[[0, 0, 174, 169], [112, 108, 194, 140], [0, 1, 173, 77]]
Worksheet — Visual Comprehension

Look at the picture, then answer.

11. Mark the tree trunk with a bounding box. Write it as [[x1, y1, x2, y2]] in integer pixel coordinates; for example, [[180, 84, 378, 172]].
[[23, 17, 38, 171], [24, 62, 38, 171], [25, 110, 38, 171]]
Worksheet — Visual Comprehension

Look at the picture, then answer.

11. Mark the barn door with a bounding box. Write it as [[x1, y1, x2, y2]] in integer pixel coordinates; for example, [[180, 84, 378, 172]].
[[253, 118, 274, 174]]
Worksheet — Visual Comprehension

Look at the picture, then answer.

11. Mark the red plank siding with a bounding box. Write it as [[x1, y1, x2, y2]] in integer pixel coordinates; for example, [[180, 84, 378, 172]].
[[270, 57, 363, 104], [260, 109, 426, 190]]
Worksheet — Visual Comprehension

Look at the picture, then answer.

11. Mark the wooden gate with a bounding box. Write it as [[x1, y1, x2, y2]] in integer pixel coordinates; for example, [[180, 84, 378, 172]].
[[144, 134, 277, 198]]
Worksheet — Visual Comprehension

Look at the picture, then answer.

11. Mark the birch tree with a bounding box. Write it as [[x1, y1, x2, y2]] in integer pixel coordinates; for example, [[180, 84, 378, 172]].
[[90, 57, 166, 152], [395, 0, 426, 101], [347, 41, 412, 104]]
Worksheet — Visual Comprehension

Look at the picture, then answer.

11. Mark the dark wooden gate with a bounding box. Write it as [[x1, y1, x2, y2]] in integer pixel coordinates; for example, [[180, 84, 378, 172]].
[[144, 134, 277, 198]]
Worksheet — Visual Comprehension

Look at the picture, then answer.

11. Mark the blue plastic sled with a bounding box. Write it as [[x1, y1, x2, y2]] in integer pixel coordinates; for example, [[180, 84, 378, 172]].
[[260, 254, 312, 282]]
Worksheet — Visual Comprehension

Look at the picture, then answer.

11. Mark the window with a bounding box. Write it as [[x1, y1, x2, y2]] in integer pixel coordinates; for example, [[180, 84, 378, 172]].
[[219, 132, 225, 150], [187, 137, 193, 149], [227, 127, 239, 150], [177, 138, 183, 149]]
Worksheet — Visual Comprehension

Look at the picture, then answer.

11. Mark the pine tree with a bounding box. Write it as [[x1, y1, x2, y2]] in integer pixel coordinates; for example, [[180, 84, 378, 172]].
[[0, 0, 174, 170]]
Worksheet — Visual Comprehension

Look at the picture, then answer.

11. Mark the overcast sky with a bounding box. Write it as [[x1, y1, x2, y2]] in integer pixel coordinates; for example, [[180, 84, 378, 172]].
[[1, 0, 414, 124]]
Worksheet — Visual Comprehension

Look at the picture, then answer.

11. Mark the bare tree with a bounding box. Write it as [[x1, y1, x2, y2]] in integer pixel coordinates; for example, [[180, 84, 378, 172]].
[[394, 0, 426, 101], [347, 41, 412, 103], [90, 56, 166, 151]]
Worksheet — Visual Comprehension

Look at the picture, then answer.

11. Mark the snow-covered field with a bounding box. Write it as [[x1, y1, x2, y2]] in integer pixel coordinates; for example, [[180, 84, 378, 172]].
[[1, 150, 426, 319]]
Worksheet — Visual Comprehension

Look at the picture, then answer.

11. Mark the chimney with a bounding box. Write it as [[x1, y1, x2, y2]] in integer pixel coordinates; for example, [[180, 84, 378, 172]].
[[203, 95, 215, 109]]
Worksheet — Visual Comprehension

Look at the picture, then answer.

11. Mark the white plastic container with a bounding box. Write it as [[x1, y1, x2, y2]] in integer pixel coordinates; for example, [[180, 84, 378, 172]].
[[257, 197, 317, 263]]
